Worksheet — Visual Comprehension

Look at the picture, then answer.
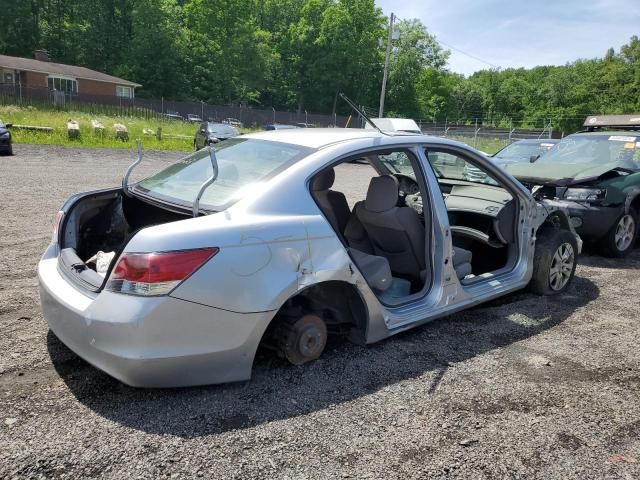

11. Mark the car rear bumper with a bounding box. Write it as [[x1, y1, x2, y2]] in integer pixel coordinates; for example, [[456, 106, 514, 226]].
[[38, 245, 273, 387], [554, 201, 621, 240]]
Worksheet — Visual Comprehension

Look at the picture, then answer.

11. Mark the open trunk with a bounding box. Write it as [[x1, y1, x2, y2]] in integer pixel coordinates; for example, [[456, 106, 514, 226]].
[[58, 189, 189, 291]]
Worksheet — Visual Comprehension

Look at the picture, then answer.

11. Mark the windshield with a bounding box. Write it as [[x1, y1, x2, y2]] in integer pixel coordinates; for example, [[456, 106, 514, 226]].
[[495, 142, 556, 161], [135, 138, 313, 210], [208, 124, 237, 136], [378, 152, 416, 177], [539, 134, 640, 169]]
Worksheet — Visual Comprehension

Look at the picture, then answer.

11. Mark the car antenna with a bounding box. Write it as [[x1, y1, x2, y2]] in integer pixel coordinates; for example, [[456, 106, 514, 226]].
[[192, 146, 219, 217], [338, 93, 388, 135], [122, 139, 143, 196]]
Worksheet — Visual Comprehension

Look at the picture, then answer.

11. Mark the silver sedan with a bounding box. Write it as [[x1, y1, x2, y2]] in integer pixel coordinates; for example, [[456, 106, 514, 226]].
[[39, 129, 581, 387]]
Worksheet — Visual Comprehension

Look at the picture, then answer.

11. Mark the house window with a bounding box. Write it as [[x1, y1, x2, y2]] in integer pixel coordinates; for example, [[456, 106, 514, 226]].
[[48, 76, 78, 94], [116, 86, 133, 98]]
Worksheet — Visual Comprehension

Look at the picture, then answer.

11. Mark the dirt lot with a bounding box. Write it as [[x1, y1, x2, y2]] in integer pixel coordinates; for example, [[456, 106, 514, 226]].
[[1, 144, 639, 479]]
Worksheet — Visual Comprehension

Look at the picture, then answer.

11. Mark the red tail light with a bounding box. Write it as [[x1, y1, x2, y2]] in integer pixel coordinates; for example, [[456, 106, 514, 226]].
[[106, 247, 218, 296]]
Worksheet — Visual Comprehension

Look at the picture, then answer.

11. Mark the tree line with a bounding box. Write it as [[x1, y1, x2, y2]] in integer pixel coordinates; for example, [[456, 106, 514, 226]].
[[1, 0, 638, 132]]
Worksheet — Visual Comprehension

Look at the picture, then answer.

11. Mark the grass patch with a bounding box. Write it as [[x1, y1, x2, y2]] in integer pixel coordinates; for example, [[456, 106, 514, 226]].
[[0, 105, 253, 152], [0, 105, 509, 154]]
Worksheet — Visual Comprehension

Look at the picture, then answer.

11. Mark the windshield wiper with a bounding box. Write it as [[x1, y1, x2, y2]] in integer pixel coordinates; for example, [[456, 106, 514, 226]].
[[122, 139, 143, 196], [192, 147, 219, 217]]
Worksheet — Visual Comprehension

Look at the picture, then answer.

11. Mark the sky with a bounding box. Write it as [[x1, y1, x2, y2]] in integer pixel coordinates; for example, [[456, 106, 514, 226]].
[[376, 0, 640, 76]]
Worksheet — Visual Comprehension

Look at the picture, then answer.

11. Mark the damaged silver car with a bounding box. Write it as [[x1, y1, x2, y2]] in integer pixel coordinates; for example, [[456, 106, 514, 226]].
[[39, 110, 582, 387]]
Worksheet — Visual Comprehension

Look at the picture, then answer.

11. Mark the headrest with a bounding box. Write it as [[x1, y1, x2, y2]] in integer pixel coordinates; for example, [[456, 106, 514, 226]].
[[311, 168, 335, 191], [365, 175, 399, 212]]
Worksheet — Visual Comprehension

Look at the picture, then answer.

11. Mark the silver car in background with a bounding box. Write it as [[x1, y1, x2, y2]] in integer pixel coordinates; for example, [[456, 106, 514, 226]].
[[464, 139, 560, 183], [39, 129, 580, 387]]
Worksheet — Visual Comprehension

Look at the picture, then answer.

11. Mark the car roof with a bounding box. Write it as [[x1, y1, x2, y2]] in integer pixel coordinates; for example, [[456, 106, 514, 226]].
[[242, 127, 460, 150], [571, 130, 640, 137], [246, 128, 402, 148]]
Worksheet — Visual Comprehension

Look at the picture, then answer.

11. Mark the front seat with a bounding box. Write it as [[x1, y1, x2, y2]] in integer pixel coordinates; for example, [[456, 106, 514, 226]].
[[311, 168, 351, 235], [452, 246, 473, 280], [356, 175, 428, 284]]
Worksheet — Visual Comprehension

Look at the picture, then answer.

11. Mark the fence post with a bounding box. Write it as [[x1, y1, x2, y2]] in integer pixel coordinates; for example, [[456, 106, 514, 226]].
[[474, 118, 478, 148], [508, 118, 513, 144]]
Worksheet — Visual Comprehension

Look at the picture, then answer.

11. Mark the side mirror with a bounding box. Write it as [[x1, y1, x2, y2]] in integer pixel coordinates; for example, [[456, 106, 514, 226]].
[[5, 123, 12, 128], [529, 155, 540, 163]]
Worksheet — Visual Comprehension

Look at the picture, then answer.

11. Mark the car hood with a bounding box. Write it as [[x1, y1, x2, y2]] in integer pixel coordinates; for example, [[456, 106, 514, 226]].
[[0, 127, 9, 135], [504, 161, 625, 186]]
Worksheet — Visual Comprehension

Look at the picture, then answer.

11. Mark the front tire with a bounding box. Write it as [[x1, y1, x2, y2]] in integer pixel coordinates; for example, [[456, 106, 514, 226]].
[[276, 313, 327, 366], [529, 228, 578, 296], [599, 208, 638, 258]]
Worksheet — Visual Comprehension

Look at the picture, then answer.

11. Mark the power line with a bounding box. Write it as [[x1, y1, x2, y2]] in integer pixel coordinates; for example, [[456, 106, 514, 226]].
[[437, 39, 501, 70]]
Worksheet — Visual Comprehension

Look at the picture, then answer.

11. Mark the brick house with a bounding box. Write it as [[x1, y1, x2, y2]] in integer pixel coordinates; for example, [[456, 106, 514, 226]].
[[0, 51, 141, 98]]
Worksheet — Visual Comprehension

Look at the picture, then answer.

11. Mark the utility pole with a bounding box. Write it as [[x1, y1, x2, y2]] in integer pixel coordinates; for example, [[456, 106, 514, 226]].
[[378, 12, 395, 118]]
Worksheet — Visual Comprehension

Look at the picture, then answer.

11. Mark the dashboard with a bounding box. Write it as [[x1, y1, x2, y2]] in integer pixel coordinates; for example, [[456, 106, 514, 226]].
[[393, 174, 515, 246]]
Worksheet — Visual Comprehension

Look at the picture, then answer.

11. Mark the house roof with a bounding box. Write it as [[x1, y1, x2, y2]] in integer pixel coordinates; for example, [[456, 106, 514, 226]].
[[0, 54, 141, 87]]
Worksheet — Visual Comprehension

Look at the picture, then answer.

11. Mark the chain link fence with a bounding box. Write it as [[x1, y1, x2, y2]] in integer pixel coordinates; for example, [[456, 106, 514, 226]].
[[0, 83, 347, 128]]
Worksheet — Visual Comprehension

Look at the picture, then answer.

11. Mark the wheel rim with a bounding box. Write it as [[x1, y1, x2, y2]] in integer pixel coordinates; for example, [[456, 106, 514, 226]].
[[298, 326, 324, 358], [614, 214, 635, 252], [549, 242, 575, 291]]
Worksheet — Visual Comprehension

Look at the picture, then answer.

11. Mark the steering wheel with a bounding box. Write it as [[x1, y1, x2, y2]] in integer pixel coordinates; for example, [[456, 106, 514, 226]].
[[394, 174, 423, 214]]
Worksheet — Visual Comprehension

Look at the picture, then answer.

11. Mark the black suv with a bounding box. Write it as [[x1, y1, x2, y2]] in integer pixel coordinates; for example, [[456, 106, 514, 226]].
[[0, 119, 13, 155], [194, 122, 239, 150]]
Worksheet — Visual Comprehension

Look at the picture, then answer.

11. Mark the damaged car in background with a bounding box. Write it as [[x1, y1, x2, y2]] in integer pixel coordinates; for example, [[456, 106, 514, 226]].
[[38, 97, 582, 387], [506, 115, 640, 257]]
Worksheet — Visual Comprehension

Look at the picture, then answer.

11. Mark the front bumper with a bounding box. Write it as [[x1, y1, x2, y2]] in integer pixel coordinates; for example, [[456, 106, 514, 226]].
[[38, 245, 273, 387], [552, 200, 622, 240]]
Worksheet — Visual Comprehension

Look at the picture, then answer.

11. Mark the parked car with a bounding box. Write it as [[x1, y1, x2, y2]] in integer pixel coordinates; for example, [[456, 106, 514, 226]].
[[506, 115, 640, 257], [186, 114, 203, 123], [163, 113, 184, 122], [194, 122, 239, 150], [39, 128, 580, 387], [223, 118, 243, 128], [264, 123, 298, 130], [0, 119, 13, 155], [464, 139, 559, 183], [296, 122, 315, 128]]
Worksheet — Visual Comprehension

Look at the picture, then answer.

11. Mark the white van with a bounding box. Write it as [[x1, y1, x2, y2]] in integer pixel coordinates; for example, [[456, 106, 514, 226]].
[[365, 118, 421, 134]]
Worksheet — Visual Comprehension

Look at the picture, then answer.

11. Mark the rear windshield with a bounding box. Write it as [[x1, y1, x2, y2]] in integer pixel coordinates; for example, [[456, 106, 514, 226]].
[[539, 135, 640, 169], [134, 138, 313, 211]]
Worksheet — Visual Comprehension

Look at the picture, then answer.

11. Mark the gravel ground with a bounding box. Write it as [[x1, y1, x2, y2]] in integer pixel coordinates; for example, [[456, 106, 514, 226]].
[[1, 144, 639, 479]]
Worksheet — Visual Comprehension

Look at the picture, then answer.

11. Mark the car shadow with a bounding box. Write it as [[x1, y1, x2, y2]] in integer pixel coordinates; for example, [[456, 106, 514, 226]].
[[47, 275, 599, 439]]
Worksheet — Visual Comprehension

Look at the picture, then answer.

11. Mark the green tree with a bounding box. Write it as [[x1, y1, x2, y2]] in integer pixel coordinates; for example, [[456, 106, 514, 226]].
[[386, 19, 449, 118]]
